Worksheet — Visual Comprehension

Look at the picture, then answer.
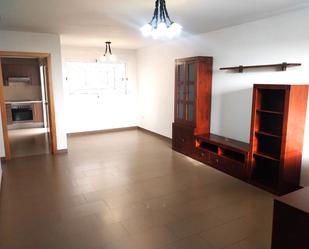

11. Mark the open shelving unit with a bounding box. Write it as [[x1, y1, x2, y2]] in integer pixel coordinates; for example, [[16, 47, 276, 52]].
[[249, 84, 309, 194]]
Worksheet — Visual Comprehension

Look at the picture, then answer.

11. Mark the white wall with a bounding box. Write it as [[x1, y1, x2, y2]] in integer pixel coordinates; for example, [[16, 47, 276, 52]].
[[0, 30, 67, 155], [61, 46, 138, 133], [137, 8, 309, 186]]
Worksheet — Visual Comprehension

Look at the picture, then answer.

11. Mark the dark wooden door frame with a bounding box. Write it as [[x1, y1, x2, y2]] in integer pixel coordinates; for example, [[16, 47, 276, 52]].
[[0, 51, 58, 160]]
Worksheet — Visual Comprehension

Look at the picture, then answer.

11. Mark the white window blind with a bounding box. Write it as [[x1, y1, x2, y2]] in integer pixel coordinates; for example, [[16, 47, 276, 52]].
[[65, 62, 128, 97]]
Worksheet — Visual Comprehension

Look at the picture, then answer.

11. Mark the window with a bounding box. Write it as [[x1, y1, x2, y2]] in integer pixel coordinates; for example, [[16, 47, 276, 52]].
[[64, 62, 128, 97]]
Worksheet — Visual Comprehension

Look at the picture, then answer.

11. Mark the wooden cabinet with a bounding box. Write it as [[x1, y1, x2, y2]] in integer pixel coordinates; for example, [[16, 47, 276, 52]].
[[196, 134, 249, 180], [33, 103, 43, 123], [249, 84, 309, 195], [172, 56, 250, 182], [173, 56, 213, 157], [174, 57, 212, 132], [175, 61, 196, 124], [271, 187, 309, 249], [1, 58, 41, 85], [5, 104, 13, 124], [172, 123, 195, 156]]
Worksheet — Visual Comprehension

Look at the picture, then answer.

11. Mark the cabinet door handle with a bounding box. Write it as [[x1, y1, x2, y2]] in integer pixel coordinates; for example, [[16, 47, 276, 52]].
[[181, 138, 185, 142], [215, 159, 219, 164]]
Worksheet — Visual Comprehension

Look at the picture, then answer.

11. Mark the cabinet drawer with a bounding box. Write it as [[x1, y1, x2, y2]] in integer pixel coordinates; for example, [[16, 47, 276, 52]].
[[219, 157, 244, 179], [208, 152, 220, 168], [195, 149, 209, 163], [172, 123, 194, 155]]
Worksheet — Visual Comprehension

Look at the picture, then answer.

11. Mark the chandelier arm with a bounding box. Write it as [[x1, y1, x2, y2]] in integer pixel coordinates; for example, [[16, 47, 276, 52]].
[[104, 44, 108, 56], [108, 43, 112, 55], [150, 0, 160, 26], [159, 0, 164, 22], [162, 0, 167, 24], [162, 0, 173, 25]]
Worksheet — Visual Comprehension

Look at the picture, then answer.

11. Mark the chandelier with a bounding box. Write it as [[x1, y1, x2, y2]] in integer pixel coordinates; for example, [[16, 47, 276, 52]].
[[100, 41, 116, 62], [140, 0, 182, 39]]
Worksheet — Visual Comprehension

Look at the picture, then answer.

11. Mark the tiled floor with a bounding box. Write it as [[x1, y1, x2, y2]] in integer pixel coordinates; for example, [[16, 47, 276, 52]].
[[0, 129, 274, 249], [9, 128, 50, 158]]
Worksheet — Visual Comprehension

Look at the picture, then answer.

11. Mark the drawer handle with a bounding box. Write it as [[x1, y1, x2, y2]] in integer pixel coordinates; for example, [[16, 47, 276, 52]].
[[181, 138, 185, 142], [201, 152, 205, 157]]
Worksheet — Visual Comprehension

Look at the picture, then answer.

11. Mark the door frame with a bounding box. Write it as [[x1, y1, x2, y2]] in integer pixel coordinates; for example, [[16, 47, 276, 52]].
[[0, 51, 58, 160]]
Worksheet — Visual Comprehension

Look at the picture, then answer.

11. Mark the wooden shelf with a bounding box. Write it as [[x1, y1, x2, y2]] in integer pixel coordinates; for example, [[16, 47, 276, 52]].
[[196, 133, 250, 153], [254, 152, 280, 162], [255, 131, 281, 139], [220, 62, 301, 73], [256, 109, 284, 115], [196, 133, 248, 163]]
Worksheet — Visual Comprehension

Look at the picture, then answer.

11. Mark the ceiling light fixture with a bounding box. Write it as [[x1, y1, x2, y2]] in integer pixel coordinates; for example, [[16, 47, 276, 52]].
[[100, 41, 116, 62], [140, 0, 182, 39]]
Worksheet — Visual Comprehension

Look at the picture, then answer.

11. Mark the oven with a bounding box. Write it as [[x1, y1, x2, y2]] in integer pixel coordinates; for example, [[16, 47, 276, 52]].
[[11, 104, 33, 122]]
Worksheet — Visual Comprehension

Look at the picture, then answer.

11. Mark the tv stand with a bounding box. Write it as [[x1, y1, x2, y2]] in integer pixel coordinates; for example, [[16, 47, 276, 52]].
[[195, 133, 249, 180]]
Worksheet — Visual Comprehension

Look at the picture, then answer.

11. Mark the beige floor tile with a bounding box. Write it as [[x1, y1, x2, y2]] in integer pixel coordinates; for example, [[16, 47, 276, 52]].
[[159, 234, 214, 249], [166, 211, 226, 238], [0, 130, 274, 249], [200, 217, 254, 249]]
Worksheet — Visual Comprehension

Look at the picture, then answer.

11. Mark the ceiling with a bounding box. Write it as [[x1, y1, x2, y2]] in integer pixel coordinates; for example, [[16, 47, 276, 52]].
[[0, 0, 308, 49]]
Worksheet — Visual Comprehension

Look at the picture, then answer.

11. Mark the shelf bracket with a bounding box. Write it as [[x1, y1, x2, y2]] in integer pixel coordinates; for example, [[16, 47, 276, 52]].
[[238, 65, 244, 73], [281, 62, 287, 71]]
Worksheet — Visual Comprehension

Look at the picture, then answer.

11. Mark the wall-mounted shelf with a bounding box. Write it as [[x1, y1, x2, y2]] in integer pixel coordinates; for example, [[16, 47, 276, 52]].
[[220, 62, 301, 73]]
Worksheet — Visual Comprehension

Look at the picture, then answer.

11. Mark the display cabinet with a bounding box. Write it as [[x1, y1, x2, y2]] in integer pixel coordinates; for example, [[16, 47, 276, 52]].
[[173, 56, 213, 156]]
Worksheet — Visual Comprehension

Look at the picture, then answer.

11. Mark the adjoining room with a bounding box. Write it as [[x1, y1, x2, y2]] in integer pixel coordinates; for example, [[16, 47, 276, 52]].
[[1, 57, 52, 158]]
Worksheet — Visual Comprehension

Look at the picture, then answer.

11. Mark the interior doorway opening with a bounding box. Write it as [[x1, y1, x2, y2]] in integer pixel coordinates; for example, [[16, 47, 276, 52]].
[[0, 52, 57, 160]]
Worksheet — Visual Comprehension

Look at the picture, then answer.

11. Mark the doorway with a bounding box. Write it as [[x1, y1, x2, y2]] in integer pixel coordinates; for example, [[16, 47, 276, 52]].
[[0, 52, 57, 160]]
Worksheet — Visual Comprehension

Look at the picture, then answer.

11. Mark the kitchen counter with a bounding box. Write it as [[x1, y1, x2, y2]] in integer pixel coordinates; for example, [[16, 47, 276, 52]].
[[5, 100, 43, 104]]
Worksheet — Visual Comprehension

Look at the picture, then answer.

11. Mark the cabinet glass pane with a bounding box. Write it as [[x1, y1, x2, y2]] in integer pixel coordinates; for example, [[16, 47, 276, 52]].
[[188, 84, 195, 102], [179, 84, 185, 101], [188, 103, 194, 121], [178, 64, 185, 83], [178, 102, 184, 119], [188, 63, 195, 83]]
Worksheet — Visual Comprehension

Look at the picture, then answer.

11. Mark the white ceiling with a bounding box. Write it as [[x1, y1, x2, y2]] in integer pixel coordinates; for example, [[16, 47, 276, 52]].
[[0, 0, 308, 49]]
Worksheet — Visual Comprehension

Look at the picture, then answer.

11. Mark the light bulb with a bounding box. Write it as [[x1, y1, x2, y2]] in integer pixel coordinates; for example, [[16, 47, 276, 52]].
[[151, 28, 160, 39], [167, 22, 182, 39], [140, 23, 152, 37], [157, 22, 168, 37]]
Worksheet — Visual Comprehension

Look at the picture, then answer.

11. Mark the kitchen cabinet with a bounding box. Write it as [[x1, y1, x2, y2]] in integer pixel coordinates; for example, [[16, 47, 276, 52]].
[[33, 103, 43, 122], [5, 104, 13, 124], [1, 58, 41, 86]]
